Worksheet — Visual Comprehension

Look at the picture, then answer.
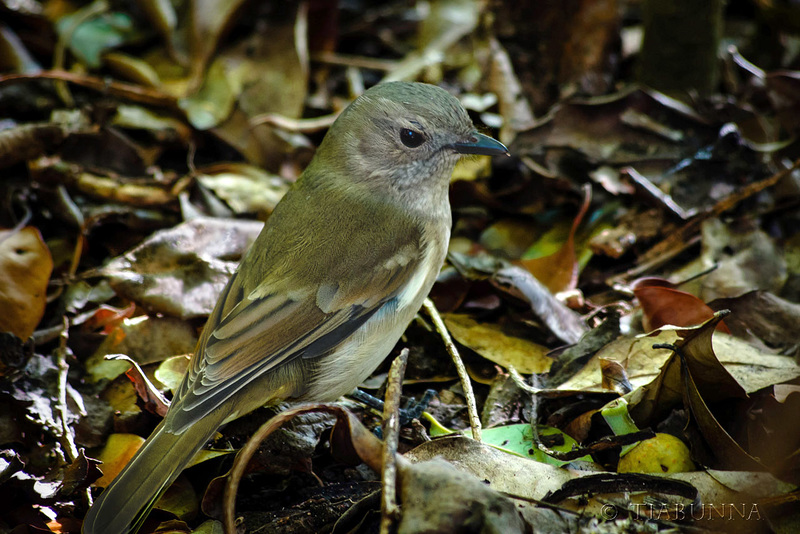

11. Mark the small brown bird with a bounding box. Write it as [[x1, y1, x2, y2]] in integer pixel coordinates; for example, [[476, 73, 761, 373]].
[[82, 81, 508, 534]]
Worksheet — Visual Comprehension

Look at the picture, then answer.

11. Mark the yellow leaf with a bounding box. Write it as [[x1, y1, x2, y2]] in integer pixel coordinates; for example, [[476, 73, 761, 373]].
[[445, 314, 551, 373]]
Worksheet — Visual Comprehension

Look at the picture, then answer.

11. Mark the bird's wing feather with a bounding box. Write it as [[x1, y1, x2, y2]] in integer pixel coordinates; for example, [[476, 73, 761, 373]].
[[167, 232, 424, 431]]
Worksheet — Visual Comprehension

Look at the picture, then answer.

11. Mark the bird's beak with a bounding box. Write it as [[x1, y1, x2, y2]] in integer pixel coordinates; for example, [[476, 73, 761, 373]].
[[449, 132, 509, 156]]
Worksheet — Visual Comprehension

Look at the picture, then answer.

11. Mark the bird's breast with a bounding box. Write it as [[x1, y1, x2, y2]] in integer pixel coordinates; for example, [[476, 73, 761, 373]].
[[396, 235, 445, 310], [300, 227, 449, 402]]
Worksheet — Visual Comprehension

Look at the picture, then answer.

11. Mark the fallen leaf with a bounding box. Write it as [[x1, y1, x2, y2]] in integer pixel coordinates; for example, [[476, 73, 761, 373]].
[[479, 423, 593, 466], [519, 184, 591, 294], [155, 354, 192, 395], [83, 302, 137, 334], [153, 474, 198, 520], [0, 227, 53, 339], [86, 316, 198, 382], [97, 218, 262, 319], [444, 313, 552, 373], [196, 163, 289, 218], [94, 433, 145, 488], [561, 326, 800, 395], [632, 276, 730, 333], [672, 218, 787, 301], [627, 314, 764, 470], [618, 433, 695, 474]]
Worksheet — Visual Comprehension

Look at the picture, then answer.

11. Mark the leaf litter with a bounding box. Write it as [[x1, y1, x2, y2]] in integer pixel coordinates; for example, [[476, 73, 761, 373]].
[[1, 0, 800, 533]]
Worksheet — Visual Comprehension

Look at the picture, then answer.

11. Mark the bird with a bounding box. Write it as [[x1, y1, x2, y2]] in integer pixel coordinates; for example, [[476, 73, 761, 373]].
[[82, 81, 508, 534]]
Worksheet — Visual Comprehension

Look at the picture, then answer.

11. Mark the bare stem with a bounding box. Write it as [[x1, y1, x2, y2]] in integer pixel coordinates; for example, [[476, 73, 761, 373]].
[[422, 299, 481, 441]]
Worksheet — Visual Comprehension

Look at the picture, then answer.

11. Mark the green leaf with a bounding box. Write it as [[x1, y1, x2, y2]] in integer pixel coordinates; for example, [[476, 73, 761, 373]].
[[57, 9, 137, 68], [481, 424, 592, 466], [423, 412, 592, 467]]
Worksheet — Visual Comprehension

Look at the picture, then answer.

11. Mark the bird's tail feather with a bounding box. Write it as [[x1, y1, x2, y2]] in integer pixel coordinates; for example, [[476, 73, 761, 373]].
[[82, 419, 219, 534]]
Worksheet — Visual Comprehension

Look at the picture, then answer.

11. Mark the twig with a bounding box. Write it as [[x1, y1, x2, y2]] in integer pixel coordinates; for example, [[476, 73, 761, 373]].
[[619, 157, 800, 281], [249, 112, 339, 133], [56, 317, 78, 461], [55, 316, 92, 506], [624, 167, 694, 220], [508, 366, 541, 395], [380, 349, 408, 534], [223, 405, 384, 534], [224, 411, 295, 533], [510, 366, 562, 460], [515, 368, 552, 459], [0, 71, 179, 108], [52, 0, 110, 106], [311, 51, 398, 71], [422, 299, 481, 441]]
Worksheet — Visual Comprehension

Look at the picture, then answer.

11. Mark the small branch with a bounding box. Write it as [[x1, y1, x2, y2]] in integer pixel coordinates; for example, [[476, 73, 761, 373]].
[[55, 316, 92, 507], [380, 349, 408, 534], [56, 317, 78, 462], [249, 112, 339, 133], [508, 366, 541, 395], [53, 0, 112, 106], [422, 299, 481, 441], [311, 51, 398, 71], [0, 71, 179, 108]]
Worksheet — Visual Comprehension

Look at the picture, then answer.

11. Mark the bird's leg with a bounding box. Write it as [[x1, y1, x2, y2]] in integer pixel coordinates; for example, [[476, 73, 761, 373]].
[[400, 389, 436, 424], [350, 388, 436, 437]]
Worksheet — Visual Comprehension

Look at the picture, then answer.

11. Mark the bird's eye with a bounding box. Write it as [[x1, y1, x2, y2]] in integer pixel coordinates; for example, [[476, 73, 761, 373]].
[[400, 128, 426, 148]]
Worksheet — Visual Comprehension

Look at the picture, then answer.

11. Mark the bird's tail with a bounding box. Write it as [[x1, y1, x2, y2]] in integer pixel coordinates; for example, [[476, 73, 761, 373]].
[[82, 418, 220, 534]]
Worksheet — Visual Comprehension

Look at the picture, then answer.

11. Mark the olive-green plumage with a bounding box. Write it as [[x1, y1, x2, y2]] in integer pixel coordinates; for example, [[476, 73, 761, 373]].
[[82, 82, 507, 534]]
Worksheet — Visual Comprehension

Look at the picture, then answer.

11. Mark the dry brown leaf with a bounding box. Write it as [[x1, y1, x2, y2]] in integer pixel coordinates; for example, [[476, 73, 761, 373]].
[[98, 218, 263, 319], [86, 316, 198, 383], [561, 327, 800, 396], [518, 185, 590, 294], [673, 218, 787, 302], [632, 276, 730, 333], [626, 315, 764, 470], [0, 227, 53, 339]]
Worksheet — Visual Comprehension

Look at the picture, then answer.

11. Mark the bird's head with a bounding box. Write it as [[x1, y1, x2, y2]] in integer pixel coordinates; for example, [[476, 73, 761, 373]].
[[312, 82, 508, 197]]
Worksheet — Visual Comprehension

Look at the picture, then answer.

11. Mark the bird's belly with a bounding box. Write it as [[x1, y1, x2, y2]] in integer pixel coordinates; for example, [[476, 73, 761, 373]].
[[300, 246, 445, 402]]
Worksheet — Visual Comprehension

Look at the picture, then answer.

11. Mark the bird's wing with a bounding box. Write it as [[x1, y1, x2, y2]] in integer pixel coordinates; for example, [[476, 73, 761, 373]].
[[166, 233, 425, 432]]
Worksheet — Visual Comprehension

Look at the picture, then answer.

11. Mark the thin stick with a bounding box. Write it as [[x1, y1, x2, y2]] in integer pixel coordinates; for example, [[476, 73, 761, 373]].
[[311, 51, 398, 71], [508, 366, 540, 395], [422, 299, 481, 441], [55, 316, 92, 506], [380, 349, 408, 534], [249, 112, 339, 133], [56, 316, 78, 461]]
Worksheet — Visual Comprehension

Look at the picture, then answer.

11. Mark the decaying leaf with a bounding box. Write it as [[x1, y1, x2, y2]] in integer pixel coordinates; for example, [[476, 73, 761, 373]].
[[673, 218, 788, 302], [86, 315, 198, 382], [152, 474, 198, 521], [94, 433, 145, 488], [196, 163, 289, 218], [632, 276, 729, 333], [625, 315, 777, 470], [561, 324, 800, 395], [397, 458, 527, 533], [97, 218, 262, 319], [444, 313, 551, 373], [0, 227, 53, 340], [155, 354, 192, 395]]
